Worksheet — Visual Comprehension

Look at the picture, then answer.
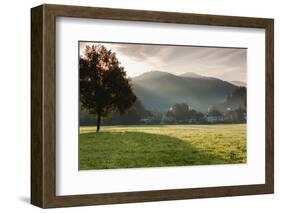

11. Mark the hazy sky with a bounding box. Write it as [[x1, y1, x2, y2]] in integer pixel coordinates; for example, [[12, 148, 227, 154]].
[[79, 41, 247, 83]]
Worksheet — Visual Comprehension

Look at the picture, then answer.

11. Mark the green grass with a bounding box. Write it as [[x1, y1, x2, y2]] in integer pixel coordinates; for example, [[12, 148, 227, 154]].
[[79, 124, 246, 170]]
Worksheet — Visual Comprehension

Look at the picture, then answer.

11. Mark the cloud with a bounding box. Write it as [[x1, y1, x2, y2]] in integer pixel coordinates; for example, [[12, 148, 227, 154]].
[[79, 41, 247, 82]]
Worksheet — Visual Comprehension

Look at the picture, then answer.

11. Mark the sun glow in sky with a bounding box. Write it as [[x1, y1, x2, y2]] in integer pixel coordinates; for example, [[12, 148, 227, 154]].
[[79, 41, 247, 83]]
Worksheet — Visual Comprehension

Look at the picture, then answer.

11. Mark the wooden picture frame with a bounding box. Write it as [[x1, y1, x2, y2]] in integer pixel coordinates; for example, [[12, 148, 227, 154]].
[[31, 4, 274, 208]]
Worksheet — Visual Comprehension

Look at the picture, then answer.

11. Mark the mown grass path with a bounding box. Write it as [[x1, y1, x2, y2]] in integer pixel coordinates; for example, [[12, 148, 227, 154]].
[[79, 124, 246, 170]]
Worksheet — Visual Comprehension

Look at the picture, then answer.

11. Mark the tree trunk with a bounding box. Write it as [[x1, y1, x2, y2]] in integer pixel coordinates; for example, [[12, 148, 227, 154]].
[[96, 112, 101, 132]]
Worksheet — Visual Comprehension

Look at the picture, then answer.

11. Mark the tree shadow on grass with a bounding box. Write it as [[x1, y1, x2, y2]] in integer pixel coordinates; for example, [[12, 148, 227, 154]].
[[79, 131, 238, 170]]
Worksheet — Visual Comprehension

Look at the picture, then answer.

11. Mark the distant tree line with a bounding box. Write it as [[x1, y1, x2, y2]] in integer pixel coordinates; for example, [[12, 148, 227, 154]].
[[80, 87, 247, 126]]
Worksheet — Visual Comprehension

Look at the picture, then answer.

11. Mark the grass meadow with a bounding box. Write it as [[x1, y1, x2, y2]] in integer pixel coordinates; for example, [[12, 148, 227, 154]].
[[79, 124, 246, 170]]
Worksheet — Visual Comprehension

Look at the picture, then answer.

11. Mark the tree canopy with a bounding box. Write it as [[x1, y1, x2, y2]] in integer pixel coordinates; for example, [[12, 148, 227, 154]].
[[79, 44, 136, 131], [167, 103, 190, 120]]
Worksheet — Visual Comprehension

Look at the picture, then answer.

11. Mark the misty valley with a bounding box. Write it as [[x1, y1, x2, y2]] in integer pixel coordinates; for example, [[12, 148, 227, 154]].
[[80, 71, 246, 126]]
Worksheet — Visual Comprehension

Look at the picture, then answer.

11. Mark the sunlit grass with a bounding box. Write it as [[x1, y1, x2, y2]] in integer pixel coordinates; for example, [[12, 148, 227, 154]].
[[79, 124, 246, 170]]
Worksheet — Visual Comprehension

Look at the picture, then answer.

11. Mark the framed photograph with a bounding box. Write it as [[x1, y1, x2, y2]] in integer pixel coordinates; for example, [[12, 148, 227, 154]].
[[31, 4, 274, 208]]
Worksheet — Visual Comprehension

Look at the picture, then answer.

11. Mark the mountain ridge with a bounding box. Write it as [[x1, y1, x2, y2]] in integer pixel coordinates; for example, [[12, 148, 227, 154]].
[[132, 71, 244, 112], [134, 71, 245, 85], [230, 80, 247, 87]]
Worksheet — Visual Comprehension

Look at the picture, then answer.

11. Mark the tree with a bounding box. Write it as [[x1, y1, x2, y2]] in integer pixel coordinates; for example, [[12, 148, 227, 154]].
[[167, 103, 189, 121], [105, 99, 151, 125], [188, 109, 204, 121], [225, 87, 247, 110], [79, 44, 136, 132], [116, 99, 151, 124]]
